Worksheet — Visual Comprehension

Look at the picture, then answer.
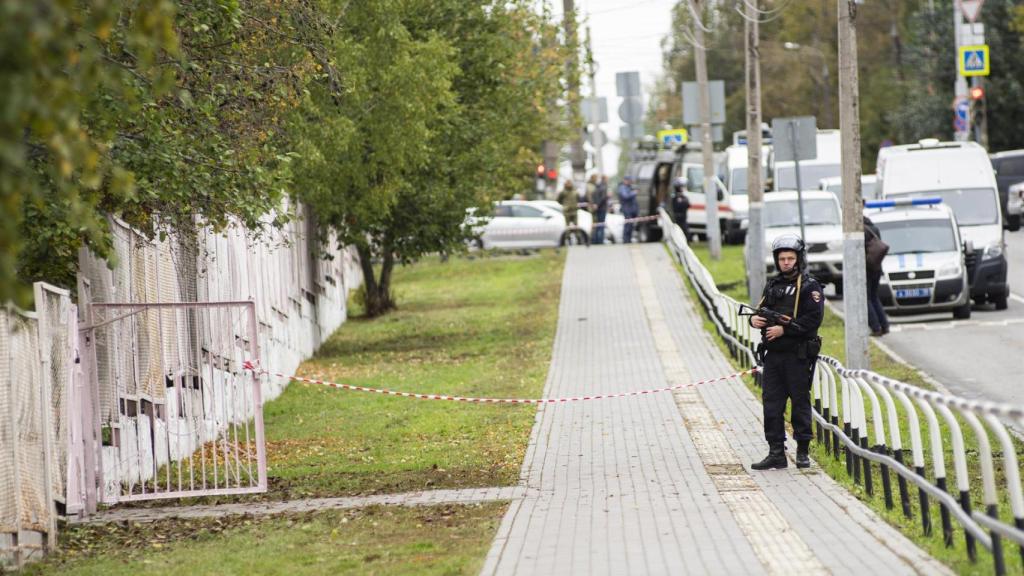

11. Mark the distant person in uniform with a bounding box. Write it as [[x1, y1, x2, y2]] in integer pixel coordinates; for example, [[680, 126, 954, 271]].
[[670, 176, 691, 240], [749, 235, 824, 471], [593, 175, 610, 244], [864, 216, 890, 336], [584, 174, 599, 213], [618, 176, 639, 243], [558, 180, 578, 225]]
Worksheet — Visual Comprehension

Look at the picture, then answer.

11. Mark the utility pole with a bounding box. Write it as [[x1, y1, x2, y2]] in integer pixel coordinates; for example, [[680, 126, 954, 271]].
[[691, 0, 721, 260], [585, 26, 605, 176], [838, 0, 868, 369], [745, 0, 765, 301], [563, 0, 587, 182], [952, 2, 969, 141]]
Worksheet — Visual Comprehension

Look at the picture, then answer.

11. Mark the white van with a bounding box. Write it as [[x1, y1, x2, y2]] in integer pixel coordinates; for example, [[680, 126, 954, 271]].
[[878, 139, 1009, 309], [772, 129, 842, 191], [866, 200, 972, 319], [715, 144, 770, 243]]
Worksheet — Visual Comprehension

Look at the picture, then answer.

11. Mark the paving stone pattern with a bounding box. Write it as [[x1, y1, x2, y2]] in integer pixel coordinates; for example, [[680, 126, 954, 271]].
[[481, 244, 950, 576]]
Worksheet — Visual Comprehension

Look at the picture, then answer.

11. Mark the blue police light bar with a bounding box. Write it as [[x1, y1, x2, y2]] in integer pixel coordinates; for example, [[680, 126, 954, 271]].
[[864, 197, 942, 208]]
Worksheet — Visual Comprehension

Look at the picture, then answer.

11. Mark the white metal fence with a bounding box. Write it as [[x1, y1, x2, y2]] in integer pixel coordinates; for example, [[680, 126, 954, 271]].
[[2, 203, 361, 568], [0, 284, 71, 568], [661, 208, 1024, 575]]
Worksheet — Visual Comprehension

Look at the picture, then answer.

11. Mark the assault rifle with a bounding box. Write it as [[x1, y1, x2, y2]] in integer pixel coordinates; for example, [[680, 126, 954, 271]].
[[737, 303, 791, 326]]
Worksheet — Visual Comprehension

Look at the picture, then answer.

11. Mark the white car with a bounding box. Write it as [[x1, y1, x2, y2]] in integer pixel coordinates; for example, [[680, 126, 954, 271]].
[[867, 200, 972, 319], [747, 190, 844, 290], [576, 209, 625, 243], [471, 201, 566, 249]]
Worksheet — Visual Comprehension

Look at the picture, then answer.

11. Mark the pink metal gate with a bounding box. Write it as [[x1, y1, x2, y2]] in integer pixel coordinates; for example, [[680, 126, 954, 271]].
[[78, 301, 266, 505]]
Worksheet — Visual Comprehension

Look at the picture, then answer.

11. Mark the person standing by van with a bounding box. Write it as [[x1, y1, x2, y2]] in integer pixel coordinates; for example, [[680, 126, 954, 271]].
[[619, 176, 639, 242], [864, 216, 890, 336], [670, 177, 691, 240]]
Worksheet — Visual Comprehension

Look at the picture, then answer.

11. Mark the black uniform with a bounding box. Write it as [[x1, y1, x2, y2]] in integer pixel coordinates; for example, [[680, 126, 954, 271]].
[[753, 272, 824, 447], [671, 191, 690, 238]]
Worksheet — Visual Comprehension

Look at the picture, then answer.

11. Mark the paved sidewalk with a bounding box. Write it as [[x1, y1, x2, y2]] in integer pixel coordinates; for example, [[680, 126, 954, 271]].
[[481, 244, 950, 576]]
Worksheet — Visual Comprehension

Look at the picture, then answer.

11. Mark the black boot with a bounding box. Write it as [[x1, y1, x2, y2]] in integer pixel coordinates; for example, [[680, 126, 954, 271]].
[[796, 441, 811, 469], [752, 445, 787, 470]]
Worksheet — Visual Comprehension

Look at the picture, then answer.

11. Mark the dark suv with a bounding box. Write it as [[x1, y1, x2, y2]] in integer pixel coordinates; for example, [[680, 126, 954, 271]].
[[990, 150, 1024, 231]]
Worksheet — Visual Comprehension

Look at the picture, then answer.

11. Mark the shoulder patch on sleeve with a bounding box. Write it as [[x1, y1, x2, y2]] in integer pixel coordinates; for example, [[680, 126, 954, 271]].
[[811, 291, 822, 303]]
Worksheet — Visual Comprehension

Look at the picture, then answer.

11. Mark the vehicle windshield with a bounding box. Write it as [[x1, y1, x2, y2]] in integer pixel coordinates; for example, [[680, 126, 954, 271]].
[[775, 164, 842, 190], [685, 166, 704, 194], [728, 166, 767, 195], [889, 188, 998, 226], [764, 198, 840, 228], [875, 219, 957, 254]]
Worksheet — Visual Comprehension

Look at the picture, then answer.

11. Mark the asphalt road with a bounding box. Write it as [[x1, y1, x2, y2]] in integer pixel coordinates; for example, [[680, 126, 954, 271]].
[[863, 229, 1024, 407]]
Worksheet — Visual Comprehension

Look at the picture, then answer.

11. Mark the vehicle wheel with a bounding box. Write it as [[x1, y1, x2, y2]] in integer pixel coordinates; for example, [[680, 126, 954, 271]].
[[993, 293, 1009, 310], [647, 227, 663, 243], [1008, 214, 1022, 232], [952, 302, 972, 319], [833, 282, 844, 297]]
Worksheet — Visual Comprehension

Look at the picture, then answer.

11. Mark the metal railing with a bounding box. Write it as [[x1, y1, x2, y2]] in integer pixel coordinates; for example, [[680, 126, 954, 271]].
[[660, 208, 1024, 575]]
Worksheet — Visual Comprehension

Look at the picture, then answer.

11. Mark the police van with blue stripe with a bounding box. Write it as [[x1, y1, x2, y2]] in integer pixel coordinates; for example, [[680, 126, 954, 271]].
[[866, 198, 973, 319]]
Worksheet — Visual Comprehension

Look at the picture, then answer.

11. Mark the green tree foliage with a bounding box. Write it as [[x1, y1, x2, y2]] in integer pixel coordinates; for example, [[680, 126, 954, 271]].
[[3, 0, 566, 316], [4, 0, 313, 303], [651, 0, 1024, 170], [291, 0, 565, 316], [1, 0, 176, 304]]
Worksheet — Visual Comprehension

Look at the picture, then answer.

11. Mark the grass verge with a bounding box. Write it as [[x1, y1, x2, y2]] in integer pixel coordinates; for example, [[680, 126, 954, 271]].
[[673, 241, 1023, 576], [23, 503, 506, 575], [258, 250, 564, 499]]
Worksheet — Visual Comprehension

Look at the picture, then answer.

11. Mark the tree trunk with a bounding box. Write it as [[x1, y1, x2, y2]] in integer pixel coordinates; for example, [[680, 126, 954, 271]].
[[355, 243, 396, 318]]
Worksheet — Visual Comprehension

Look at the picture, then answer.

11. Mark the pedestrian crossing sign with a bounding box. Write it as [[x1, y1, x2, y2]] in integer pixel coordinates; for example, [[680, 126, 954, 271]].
[[657, 128, 688, 147], [958, 44, 990, 77]]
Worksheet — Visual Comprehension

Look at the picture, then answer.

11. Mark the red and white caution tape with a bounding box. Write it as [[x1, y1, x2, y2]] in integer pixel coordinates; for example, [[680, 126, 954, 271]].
[[242, 361, 758, 404]]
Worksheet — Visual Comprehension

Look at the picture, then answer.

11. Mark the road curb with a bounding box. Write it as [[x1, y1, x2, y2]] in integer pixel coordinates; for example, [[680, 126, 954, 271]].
[[826, 299, 1024, 440]]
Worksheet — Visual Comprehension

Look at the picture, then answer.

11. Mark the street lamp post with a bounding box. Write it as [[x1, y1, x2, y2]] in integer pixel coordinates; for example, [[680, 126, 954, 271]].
[[783, 42, 833, 129]]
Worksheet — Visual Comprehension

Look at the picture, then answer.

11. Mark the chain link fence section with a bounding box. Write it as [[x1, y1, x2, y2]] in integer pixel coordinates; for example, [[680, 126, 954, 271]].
[[0, 305, 58, 569]]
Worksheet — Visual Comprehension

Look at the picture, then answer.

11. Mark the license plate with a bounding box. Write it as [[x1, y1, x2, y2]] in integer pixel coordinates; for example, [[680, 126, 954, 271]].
[[895, 288, 931, 298]]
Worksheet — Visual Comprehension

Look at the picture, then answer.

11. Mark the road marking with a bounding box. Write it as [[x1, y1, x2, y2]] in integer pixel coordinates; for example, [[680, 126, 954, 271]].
[[633, 247, 827, 576], [1010, 292, 1024, 305], [888, 317, 1024, 333]]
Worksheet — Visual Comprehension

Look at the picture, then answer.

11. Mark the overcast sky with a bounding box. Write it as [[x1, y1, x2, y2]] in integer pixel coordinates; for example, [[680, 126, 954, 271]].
[[551, 0, 678, 178]]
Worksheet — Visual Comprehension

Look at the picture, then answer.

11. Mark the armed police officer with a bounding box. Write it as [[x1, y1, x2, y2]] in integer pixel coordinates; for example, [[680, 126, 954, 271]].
[[748, 235, 824, 470]]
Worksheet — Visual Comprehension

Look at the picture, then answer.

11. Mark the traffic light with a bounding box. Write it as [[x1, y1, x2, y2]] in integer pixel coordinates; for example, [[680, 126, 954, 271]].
[[969, 84, 986, 145]]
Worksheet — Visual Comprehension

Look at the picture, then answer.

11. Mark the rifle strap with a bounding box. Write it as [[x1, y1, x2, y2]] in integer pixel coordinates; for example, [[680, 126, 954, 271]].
[[792, 274, 802, 320]]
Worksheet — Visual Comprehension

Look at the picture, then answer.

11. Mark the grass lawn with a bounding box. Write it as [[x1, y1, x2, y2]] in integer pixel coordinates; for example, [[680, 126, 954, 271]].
[[23, 503, 505, 576], [27, 250, 565, 574], [675, 241, 1023, 576], [260, 250, 565, 498]]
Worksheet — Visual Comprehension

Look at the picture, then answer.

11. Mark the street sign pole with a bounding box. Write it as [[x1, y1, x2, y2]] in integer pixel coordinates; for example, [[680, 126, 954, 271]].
[[790, 122, 807, 242], [690, 0, 721, 260], [953, 2, 969, 141]]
